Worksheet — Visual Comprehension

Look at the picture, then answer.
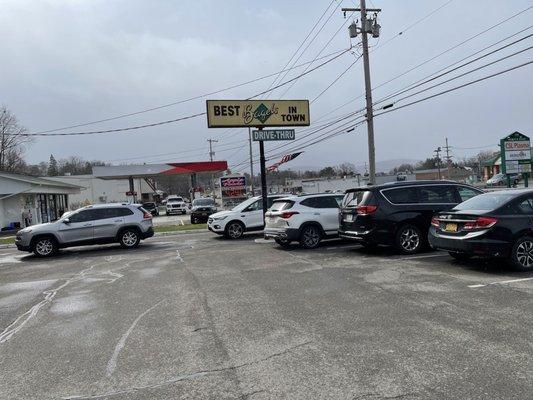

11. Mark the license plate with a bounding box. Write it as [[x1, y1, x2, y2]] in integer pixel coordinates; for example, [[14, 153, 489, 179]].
[[344, 214, 354, 222], [444, 223, 458, 232]]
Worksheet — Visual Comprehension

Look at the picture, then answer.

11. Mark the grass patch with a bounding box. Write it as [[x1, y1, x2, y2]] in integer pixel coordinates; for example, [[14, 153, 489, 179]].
[[0, 236, 15, 245], [154, 224, 207, 233]]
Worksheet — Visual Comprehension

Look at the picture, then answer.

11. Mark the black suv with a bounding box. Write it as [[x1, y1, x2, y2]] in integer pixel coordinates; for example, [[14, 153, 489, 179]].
[[339, 181, 483, 254], [190, 198, 217, 224]]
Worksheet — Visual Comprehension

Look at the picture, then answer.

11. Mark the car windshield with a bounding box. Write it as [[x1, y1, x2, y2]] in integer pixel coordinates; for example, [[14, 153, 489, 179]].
[[453, 192, 517, 211], [167, 197, 183, 203], [270, 200, 294, 212], [231, 197, 258, 211], [193, 198, 215, 206], [143, 203, 155, 207]]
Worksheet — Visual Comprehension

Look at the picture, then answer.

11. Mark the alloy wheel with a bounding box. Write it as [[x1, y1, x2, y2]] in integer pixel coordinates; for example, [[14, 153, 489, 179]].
[[35, 239, 54, 256], [122, 231, 138, 247], [516, 239, 533, 268], [302, 226, 320, 248], [400, 228, 420, 252], [227, 223, 243, 239]]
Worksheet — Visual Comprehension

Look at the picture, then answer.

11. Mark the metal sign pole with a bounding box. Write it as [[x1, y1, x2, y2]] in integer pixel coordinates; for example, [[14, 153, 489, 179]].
[[258, 127, 268, 220]]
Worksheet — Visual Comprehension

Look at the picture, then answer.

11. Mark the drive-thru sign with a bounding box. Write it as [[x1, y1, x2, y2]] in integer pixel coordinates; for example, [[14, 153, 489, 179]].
[[206, 99, 310, 216], [500, 131, 531, 187]]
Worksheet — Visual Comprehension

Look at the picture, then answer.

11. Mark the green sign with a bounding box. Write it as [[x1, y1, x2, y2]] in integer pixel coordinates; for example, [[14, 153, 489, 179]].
[[252, 129, 295, 141], [500, 131, 531, 174]]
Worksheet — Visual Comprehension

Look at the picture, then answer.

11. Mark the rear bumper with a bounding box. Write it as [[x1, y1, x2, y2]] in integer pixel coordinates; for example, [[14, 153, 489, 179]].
[[264, 228, 300, 241], [428, 228, 510, 257], [141, 227, 154, 239], [338, 229, 374, 243]]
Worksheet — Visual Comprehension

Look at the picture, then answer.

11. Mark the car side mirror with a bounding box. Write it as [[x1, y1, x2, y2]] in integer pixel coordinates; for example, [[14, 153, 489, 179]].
[[63, 218, 70, 224]]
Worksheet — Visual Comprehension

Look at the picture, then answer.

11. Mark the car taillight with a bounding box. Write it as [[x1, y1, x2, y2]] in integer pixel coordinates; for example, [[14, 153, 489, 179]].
[[431, 217, 440, 227], [280, 211, 299, 219], [463, 216, 497, 230], [356, 205, 378, 215], [143, 212, 152, 219]]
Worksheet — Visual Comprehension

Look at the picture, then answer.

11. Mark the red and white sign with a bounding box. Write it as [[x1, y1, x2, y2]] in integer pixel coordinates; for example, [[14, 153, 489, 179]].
[[504, 140, 530, 150]]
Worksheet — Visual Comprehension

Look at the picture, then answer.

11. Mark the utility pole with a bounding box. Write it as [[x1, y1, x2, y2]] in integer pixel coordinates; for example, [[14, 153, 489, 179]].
[[207, 138, 218, 198], [207, 138, 218, 162], [434, 147, 442, 180], [342, 1, 381, 185], [248, 128, 255, 194], [444, 137, 452, 180]]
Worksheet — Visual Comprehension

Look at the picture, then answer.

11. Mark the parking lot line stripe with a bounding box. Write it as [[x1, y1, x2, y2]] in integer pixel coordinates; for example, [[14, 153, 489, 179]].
[[468, 277, 533, 288], [395, 253, 449, 260]]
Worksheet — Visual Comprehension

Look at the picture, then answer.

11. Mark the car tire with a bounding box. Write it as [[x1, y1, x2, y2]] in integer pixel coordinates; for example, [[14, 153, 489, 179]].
[[299, 224, 322, 249], [510, 236, 533, 271], [119, 229, 141, 249], [395, 225, 423, 254], [448, 252, 472, 261], [166, 212, 169, 216], [32, 236, 58, 257], [224, 221, 245, 239], [275, 238, 292, 248], [191, 216, 197, 224], [182, 210, 186, 215]]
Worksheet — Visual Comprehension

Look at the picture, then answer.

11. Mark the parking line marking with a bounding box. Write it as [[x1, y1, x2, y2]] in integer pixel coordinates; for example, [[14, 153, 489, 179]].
[[394, 253, 449, 260], [468, 277, 533, 288]]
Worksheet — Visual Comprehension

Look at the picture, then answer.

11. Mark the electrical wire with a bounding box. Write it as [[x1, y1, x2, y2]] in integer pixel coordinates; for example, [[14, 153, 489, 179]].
[[311, 55, 362, 103], [19, 49, 351, 137]]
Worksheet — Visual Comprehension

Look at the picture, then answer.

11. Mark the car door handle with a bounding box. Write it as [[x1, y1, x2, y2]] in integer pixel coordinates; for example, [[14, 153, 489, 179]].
[[313, 213, 320, 216], [241, 215, 246, 217], [83, 223, 92, 227], [114, 219, 122, 222]]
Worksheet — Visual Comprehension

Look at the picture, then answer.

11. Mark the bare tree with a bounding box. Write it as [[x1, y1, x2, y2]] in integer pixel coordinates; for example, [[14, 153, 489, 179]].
[[0, 106, 30, 172]]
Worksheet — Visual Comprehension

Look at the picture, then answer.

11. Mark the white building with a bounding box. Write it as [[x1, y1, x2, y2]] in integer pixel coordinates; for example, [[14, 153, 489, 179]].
[[285, 174, 416, 193], [47, 175, 158, 208], [0, 172, 81, 230]]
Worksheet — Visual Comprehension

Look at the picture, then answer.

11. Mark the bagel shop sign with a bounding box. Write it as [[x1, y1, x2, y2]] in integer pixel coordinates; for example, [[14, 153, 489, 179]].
[[206, 100, 310, 128]]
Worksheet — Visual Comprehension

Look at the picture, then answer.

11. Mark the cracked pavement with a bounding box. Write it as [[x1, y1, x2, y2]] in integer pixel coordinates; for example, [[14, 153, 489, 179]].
[[0, 233, 532, 399]]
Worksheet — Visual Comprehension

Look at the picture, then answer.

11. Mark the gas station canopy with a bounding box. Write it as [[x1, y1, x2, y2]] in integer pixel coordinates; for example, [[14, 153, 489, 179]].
[[92, 161, 228, 179]]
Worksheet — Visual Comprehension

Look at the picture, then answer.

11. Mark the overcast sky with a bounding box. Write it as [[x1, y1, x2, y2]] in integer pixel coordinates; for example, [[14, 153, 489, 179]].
[[1, 0, 532, 172]]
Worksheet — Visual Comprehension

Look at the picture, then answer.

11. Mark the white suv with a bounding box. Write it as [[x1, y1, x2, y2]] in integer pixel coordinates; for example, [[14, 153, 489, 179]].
[[264, 193, 344, 249], [207, 195, 287, 239], [166, 196, 187, 215]]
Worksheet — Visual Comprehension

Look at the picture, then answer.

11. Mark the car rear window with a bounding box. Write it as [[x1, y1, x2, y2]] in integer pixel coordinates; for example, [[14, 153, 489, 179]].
[[418, 185, 457, 203], [453, 192, 517, 211], [342, 190, 373, 207], [270, 200, 294, 212]]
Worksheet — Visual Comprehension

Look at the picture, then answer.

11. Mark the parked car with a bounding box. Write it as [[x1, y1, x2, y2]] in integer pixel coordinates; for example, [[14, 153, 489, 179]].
[[142, 202, 159, 216], [207, 195, 287, 239], [338, 181, 483, 254], [264, 193, 344, 249], [166, 196, 187, 215], [487, 173, 519, 187], [429, 189, 533, 270], [190, 198, 217, 224], [15, 204, 154, 257]]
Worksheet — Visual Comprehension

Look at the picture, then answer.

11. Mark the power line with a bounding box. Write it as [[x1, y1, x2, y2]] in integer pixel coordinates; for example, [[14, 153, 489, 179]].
[[20, 49, 350, 137], [311, 55, 362, 103], [374, 61, 533, 118], [31, 48, 346, 135]]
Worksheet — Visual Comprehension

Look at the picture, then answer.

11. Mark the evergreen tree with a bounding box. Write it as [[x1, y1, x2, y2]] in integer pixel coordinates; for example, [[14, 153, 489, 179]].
[[47, 154, 58, 176]]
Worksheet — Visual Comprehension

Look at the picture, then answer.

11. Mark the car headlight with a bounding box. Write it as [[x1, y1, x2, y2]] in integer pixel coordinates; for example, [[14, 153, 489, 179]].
[[20, 229, 32, 234], [214, 216, 227, 221]]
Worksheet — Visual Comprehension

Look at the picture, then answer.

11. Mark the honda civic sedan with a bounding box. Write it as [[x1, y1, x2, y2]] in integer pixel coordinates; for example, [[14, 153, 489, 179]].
[[429, 189, 533, 270]]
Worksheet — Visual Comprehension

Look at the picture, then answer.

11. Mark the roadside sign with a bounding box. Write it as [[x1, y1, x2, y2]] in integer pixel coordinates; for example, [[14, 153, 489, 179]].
[[220, 176, 247, 199], [501, 131, 531, 174], [206, 100, 310, 128], [252, 129, 295, 141]]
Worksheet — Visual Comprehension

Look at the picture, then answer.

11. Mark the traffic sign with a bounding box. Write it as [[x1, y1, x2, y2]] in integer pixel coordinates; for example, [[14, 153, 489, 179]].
[[252, 129, 295, 141]]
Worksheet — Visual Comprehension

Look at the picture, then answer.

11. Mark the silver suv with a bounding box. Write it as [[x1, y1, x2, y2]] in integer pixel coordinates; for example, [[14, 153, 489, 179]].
[[15, 204, 154, 257]]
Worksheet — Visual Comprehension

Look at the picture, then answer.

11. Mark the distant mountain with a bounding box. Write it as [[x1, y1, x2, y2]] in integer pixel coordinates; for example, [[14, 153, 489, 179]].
[[283, 159, 421, 174]]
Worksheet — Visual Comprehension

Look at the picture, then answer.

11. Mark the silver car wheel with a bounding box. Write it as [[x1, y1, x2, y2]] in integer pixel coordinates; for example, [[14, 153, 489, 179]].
[[400, 228, 420, 252], [516, 240, 533, 267], [227, 223, 243, 239], [35, 239, 54, 256], [122, 231, 138, 247]]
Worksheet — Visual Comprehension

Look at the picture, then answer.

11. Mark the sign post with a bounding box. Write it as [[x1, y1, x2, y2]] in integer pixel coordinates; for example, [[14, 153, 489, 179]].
[[206, 100, 310, 217], [500, 131, 531, 188]]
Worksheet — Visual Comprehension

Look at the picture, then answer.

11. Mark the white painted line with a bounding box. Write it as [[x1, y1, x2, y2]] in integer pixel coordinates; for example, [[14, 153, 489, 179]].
[[106, 301, 163, 376], [396, 253, 449, 260], [468, 277, 533, 288], [179, 219, 184, 226]]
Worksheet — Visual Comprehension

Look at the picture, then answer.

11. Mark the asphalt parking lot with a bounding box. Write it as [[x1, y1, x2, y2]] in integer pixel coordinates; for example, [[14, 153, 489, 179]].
[[0, 232, 532, 399]]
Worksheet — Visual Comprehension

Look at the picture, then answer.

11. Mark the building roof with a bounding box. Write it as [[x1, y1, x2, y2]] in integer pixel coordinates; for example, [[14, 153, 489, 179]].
[[0, 172, 82, 189]]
